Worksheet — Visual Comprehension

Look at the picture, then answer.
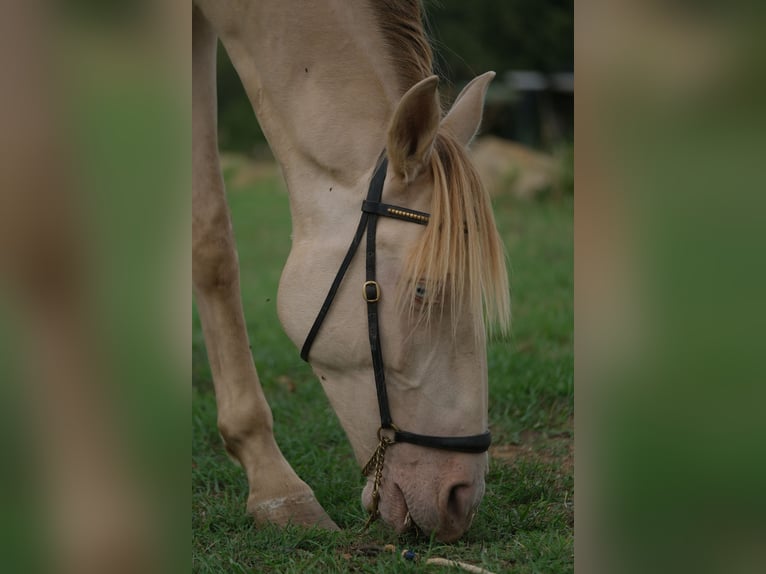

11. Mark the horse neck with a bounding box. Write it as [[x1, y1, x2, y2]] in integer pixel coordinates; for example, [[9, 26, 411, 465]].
[[215, 1, 404, 239]]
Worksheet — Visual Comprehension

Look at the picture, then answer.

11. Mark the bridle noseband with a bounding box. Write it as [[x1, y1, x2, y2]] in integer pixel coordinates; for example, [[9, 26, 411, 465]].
[[300, 156, 491, 525]]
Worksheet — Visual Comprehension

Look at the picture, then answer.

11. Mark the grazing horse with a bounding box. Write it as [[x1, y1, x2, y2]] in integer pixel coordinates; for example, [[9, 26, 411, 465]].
[[192, 0, 509, 542]]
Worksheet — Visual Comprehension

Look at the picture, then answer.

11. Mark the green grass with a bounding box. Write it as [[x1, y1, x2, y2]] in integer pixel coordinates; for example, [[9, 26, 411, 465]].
[[192, 171, 573, 573]]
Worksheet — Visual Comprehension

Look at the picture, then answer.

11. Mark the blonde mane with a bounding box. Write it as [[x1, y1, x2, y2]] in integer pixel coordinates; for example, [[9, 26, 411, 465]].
[[371, 0, 510, 335], [398, 130, 511, 336], [369, 0, 434, 94]]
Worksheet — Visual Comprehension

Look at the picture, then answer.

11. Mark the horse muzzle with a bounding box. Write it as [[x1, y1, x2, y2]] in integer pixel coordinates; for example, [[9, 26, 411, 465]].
[[362, 445, 487, 542]]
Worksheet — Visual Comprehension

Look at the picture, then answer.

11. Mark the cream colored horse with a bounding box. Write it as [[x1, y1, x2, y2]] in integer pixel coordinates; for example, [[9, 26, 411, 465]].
[[193, 0, 509, 542]]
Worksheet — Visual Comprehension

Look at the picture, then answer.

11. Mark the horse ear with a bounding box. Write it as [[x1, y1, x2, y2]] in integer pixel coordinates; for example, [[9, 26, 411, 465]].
[[387, 75, 440, 183], [442, 71, 495, 147]]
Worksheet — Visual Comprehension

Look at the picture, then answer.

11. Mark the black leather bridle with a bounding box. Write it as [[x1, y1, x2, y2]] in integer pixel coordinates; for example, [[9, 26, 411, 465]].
[[300, 156, 492, 457]]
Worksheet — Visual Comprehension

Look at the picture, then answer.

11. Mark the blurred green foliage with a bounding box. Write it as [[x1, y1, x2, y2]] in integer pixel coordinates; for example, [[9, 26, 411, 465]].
[[215, 45, 267, 153], [426, 0, 573, 82]]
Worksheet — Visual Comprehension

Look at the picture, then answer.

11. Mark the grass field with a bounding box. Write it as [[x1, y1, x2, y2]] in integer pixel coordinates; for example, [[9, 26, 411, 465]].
[[192, 166, 573, 573]]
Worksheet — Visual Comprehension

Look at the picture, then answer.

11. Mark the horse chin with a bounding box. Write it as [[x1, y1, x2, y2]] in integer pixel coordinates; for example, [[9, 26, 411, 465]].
[[361, 478, 411, 533], [361, 475, 444, 537]]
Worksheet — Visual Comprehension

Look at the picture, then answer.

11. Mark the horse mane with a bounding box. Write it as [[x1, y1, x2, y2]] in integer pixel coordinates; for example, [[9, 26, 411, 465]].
[[368, 0, 434, 94], [371, 0, 510, 335]]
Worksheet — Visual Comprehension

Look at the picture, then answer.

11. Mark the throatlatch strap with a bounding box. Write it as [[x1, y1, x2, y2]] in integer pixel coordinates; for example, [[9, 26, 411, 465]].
[[300, 157, 388, 362], [300, 212, 369, 361]]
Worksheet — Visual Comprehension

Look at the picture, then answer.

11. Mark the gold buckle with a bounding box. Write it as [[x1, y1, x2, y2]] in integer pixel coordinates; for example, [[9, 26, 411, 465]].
[[363, 280, 381, 303]]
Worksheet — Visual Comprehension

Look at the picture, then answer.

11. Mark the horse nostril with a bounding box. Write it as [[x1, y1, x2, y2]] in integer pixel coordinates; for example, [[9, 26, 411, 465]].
[[445, 482, 473, 522]]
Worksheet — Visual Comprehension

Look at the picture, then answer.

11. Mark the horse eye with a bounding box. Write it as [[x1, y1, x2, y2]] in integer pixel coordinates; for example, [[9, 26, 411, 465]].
[[415, 284, 427, 300]]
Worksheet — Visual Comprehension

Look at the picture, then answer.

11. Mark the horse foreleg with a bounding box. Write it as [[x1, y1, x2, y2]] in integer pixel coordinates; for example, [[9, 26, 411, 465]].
[[192, 6, 336, 530]]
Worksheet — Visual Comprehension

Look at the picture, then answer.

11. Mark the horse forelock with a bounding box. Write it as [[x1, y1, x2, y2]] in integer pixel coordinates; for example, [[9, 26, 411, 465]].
[[396, 130, 511, 338], [368, 0, 508, 336]]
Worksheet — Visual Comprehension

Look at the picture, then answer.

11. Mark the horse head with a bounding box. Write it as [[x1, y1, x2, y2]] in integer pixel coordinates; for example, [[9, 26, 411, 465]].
[[278, 72, 509, 541]]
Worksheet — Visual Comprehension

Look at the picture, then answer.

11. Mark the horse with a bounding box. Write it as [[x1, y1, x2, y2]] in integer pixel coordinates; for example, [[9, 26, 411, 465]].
[[192, 0, 510, 542]]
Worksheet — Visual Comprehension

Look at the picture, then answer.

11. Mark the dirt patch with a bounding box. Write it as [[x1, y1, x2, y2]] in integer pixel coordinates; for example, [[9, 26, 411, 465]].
[[490, 419, 573, 474]]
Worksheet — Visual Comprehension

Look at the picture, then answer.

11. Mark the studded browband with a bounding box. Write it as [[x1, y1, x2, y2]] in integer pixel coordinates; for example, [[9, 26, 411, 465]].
[[300, 156, 492, 455]]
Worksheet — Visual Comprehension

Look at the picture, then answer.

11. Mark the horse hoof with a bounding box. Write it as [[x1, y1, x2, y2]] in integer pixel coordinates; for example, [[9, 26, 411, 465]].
[[249, 492, 340, 531]]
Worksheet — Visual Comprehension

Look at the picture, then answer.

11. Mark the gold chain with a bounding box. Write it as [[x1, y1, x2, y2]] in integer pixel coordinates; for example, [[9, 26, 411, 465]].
[[360, 433, 393, 531]]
